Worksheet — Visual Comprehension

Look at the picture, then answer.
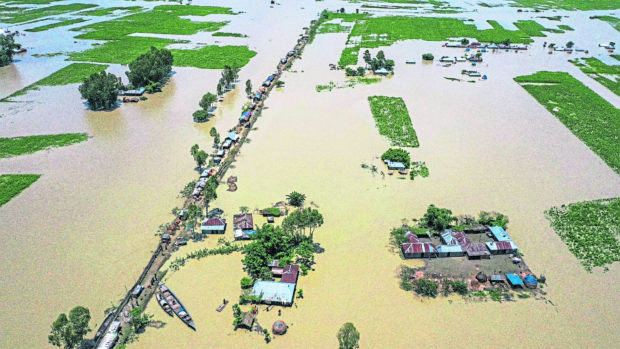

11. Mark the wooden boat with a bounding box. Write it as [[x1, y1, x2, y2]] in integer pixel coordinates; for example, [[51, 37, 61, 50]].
[[159, 283, 196, 330], [156, 292, 174, 317]]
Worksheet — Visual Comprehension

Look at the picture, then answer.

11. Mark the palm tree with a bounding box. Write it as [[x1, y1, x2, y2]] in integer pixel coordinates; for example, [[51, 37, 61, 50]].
[[286, 191, 306, 207]]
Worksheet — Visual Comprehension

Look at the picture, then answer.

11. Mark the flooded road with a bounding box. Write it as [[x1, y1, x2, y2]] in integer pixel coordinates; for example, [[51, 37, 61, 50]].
[[1, 1, 619, 348]]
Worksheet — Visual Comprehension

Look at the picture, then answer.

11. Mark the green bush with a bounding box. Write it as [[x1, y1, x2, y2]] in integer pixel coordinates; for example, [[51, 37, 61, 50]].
[[422, 53, 434, 61], [193, 110, 209, 122], [240, 277, 254, 289], [126, 46, 173, 88], [381, 148, 411, 168], [413, 278, 438, 297], [452, 281, 469, 295]]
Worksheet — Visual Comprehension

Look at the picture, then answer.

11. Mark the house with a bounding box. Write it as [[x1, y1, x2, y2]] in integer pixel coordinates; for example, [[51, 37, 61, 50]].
[[445, 42, 461, 47], [374, 68, 389, 75], [451, 231, 471, 247], [455, 57, 467, 62], [253, 92, 263, 101], [440, 229, 459, 245], [281, 265, 299, 284], [238, 312, 255, 329], [485, 241, 518, 254], [506, 273, 524, 288], [386, 161, 406, 170], [439, 56, 454, 63], [200, 168, 214, 178], [465, 242, 491, 259], [489, 226, 512, 241], [234, 213, 254, 231], [226, 131, 239, 142], [405, 60, 416, 64], [262, 80, 272, 87], [404, 231, 420, 243], [436, 244, 465, 257], [251, 281, 296, 306], [490, 274, 506, 284], [222, 139, 233, 149], [119, 87, 146, 96], [402, 242, 437, 258], [234, 230, 257, 240], [201, 217, 227, 234]]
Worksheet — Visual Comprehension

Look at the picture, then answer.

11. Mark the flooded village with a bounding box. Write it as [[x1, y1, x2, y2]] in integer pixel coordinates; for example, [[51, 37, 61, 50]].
[[1, 0, 619, 348]]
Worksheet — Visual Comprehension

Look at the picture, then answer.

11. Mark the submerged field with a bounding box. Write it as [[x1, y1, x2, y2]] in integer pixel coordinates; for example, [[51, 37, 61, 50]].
[[546, 198, 620, 271], [0, 174, 40, 208], [1, 63, 108, 101], [25, 18, 86, 32], [0, 3, 96, 23], [570, 57, 620, 96], [515, 71, 620, 175]]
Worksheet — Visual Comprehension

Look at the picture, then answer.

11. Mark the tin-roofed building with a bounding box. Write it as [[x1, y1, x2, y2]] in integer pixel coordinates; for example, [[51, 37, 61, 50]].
[[485, 241, 518, 254], [252, 281, 295, 306], [436, 244, 465, 257], [402, 242, 437, 259], [465, 242, 491, 259], [440, 229, 459, 246], [404, 231, 420, 243], [234, 213, 254, 231], [281, 265, 299, 284], [506, 274, 524, 288], [489, 226, 512, 241], [201, 217, 227, 234]]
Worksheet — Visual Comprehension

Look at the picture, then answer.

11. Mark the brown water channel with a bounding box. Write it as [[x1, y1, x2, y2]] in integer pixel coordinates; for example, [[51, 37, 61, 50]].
[[1, 1, 619, 348]]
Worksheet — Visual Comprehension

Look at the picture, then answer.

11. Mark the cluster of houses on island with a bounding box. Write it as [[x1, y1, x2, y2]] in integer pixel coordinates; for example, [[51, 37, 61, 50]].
[[200, 212, 258, 240], [443, 41, 528, 51], [401, 226, 518, 259]]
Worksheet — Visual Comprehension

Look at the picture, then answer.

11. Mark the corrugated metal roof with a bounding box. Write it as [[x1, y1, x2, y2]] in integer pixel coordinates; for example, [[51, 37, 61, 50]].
[[465, 242, 490, 256], [234, 213, 254, 230], [252, 281, 295, 304], [452, 231, 471, 247], [506, 274, 524, 286], [281, 265, 299, 284], [402, 242, 436, 254], [486, 241, 517, 250], [202, 217, 226, 226], [404, 231, 420, 243], [489, 226, 512, 241], [441, 230, 459, 245], [436, 245, 463, 253]]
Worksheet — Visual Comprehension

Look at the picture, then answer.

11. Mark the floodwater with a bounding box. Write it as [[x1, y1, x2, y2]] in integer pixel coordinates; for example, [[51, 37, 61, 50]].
[[1, 1, 619, 348]]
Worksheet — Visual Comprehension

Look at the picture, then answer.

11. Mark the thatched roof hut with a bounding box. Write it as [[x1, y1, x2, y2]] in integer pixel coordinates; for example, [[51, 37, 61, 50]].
[[272, 320, 287, 335]]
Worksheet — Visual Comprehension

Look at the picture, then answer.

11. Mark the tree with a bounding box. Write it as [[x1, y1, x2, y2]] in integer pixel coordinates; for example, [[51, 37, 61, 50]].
[[282, 207, 324, 241], [376, 50, 385, 64], [195, 150, 208, 169], [193, 110, 209, 122], [384, 59, 395, 71], [501, 38, 511, 46], [452, 281, 469, 296], [240, 276, 254, 289], [214, 132, 221, 146], [566, 41, 575, 48], [356, 66, 366, 76], [0, 35, 21, 67], [461, 38, 469, 45], [337, 322, 360, 349], [363, 49, 371, 66], [381, 148, 411, 168], [413, 278, 438, 297], [203, 176, 218, 211], [126, 46, 173, 88], [199, 92, 217, 111], [128, 307, 151, 333], [217, 82, 224, 96], [286, 191, 306, 207], [209, 127, 217, 138], [190, 144, 200, 158], [297, 289, 304, 298], [240, 206, 250, 213], [422, 53, 434, 61], [245, 79, 252, 96], [48, 306, 91, 349], [421, 204, 456, 231], [78, 71, 120, 110]]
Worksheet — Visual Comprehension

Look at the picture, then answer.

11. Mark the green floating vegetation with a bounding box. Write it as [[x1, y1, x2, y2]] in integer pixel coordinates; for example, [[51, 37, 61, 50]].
[[514, 71, 620, 175], [513, 20, 550, 37], [570, 57, 620, 96], [546, 198, 620, 271], [557, 24, 574, 31], [409, 161, 429, 180], [0, 133, 88, 158], [72, 5, 232, 40], [315, 77, 380, 92], [0, 3, 97, 24], [25, 18, 87, 32], [591, 15, 620, 32], [79, 6, 143, 16], [69, 36, 175, 65], [335, 14, 540, 66], [212, 32, 248, 37], [0, 174, 41, 208], [538, 15, 562, 21], [511, 0, 619, 10], [171, 45, 256, 69], [1, 63, 108, 102], [367, 96, 419, 147]]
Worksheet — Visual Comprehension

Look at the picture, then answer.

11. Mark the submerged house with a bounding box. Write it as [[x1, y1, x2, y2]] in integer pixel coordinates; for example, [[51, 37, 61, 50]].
[[201, 217, 227, 234], [234, 213, 254, 231], [251, 281, 295, 306], [385, 161, 406, 170], [374, 68, 389, 75]]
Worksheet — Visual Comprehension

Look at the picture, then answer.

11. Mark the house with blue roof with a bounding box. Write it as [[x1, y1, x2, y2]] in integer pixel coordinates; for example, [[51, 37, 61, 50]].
[[252, 281, 295, 306], [489, 226, 512, 241]]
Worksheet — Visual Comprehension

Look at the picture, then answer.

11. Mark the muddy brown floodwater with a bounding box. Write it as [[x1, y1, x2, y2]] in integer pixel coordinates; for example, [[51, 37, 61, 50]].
[[1, 1, 619, 348]]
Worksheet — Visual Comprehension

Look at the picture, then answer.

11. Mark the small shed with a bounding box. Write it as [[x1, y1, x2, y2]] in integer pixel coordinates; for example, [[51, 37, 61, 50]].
[[523, 275, 538, 289], [506, 274, 524, 288], [226, 131, 239, 142], [201, 217, 226, 234], [374, 68, 389, 75], [238, 312, 255, 329], [386, 161, 406, 170], [490, 274, 506, 284]]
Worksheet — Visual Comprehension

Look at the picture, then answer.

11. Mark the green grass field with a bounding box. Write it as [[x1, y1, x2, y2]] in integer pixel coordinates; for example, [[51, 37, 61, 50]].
[[25, 18, 86, 32], [570, 57, 620, 96], [367, 96, 419, 147], [0, 174, 41, 208], [0, 133, 88, 158], [511, 0, 619, 10], [171, 45, 256, 69], [546, 198, 620, 271], [2, 63, 108, 102], [212, 32, 247, 37], [79, 6, 143, 17], [515, 71, 620, 174], [0, 3, 97, 23], [68, 36, 175, 65], [337, 15, 540, 66]]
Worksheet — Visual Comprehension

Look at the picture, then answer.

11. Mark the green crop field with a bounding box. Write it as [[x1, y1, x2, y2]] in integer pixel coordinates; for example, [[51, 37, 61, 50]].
[[367, 96, 419, 147], [212, 32, 247, 37], [0, 3, 97, 23], [336, 15, 540, 66], [557, 24, 573, 31], [68, 36, 175, 65], [0, 133, 88, 158], [2, 63, 108, 102], [511, 0, 620, 10], [0, 174, 41, 208], [515, 71, 620, 175], [171, 45, 257, 69], [570, 57, 620, 96], [25, 18, 86, 32], [79, 6, 143, 17], [546, 198, 620, 271]]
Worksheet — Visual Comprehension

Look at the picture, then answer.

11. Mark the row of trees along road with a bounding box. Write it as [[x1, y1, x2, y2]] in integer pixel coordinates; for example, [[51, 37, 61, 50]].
[[78, 46, 173, 110], [0, 35, 21, 67]]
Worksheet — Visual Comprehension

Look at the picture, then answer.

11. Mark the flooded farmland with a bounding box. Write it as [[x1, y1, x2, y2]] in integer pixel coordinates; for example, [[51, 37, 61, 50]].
[[1, 0, 619, 348]]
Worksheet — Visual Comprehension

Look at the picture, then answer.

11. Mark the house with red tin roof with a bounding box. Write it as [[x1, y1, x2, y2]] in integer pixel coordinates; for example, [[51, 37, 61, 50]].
[[281, 265, 299, 284], [201, 217, 226, 234]]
